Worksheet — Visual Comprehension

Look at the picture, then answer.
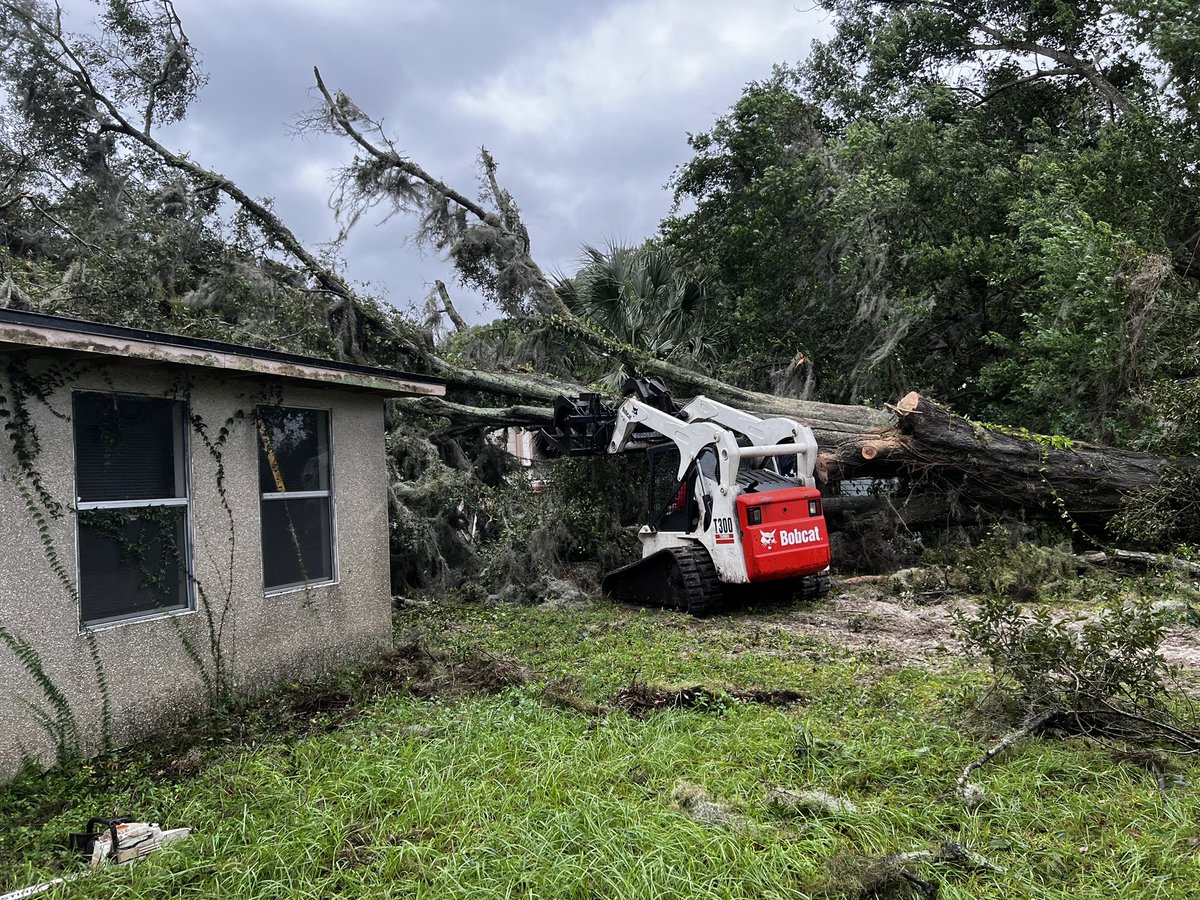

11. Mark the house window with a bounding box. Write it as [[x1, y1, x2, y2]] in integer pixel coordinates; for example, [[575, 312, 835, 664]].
[[73, 392, 192, 626], [256, 407, 335, 593]]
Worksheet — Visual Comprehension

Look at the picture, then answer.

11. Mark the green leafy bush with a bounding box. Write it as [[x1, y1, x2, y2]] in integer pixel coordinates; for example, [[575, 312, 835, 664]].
[[959, 592, 1171, 718]]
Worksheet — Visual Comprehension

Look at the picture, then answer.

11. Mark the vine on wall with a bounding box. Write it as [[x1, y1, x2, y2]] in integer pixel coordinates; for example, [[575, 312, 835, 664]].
[[0, 354, 307, 767]]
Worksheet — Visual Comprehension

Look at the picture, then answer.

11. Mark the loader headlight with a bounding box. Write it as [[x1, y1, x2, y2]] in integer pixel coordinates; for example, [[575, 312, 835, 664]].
[[808, 499, 821, 517], [747, 506, 762, 526]]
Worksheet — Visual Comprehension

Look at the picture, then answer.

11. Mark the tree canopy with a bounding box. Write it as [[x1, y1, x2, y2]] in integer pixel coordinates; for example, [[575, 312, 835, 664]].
[[664, 1, 1200, 446]]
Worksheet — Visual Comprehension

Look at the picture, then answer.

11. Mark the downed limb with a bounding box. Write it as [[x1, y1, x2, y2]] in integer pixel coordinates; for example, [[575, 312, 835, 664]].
[[0, 0, 423, 362], [956, 592, 1200, 807], [400, 396, 553, 434], [434, 280, 468, 332], [1078, 550, 1200, 579], [956, 709, 1059, 806]]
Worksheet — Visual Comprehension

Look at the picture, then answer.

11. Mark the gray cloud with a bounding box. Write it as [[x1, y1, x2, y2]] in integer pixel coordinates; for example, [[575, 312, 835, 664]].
[[61, 0, 831, 322]]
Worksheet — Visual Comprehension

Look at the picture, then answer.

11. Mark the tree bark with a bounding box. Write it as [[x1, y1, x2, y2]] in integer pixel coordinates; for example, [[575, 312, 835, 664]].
[[400, 396, 556, 434], [418, 384, 1191, 530], [885, 392, 1188, 524], [434, 280, 468, 332]]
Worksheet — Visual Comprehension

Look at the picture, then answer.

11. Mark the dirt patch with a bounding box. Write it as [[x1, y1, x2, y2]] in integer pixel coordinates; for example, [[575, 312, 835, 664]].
[[758, 584, 1200, 675], [1159, 632, 1200, 672], [290, 689, 358, 720], [393, 633, 530, 700], [335, 825, 379, 870], [759, 589, 970, 667], [614, 682, 805, 717]]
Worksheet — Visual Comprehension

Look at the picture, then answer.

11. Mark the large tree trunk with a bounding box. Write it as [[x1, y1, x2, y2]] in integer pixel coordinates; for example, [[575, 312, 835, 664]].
[[411, 387, 1188, 532], [878, 393, 1183, 526]]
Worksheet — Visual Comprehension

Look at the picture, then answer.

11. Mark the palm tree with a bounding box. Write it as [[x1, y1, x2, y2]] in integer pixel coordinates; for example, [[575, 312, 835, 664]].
[[557, 242, 716, 390]]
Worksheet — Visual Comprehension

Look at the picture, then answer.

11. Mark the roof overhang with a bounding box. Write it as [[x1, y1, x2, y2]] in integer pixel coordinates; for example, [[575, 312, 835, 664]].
[[0, 310, 445, 398]]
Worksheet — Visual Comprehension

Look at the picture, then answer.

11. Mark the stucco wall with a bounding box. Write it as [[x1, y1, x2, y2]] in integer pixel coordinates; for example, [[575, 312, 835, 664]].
[[0, 353, 393, 781]]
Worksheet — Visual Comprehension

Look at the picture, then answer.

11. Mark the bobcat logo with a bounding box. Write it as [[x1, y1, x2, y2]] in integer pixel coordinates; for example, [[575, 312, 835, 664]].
[[760, 530, 777, 548]]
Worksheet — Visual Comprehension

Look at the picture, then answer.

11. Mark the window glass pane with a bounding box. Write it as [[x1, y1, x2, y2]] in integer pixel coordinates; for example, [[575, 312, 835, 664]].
[[75, 393, 184, 502], [262, 497, 333, 590], [78, 507, 189, 623], [257, 408, 330, 494]]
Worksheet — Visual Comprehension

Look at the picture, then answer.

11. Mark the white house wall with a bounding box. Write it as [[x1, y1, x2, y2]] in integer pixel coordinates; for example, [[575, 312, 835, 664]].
[[0, 359, 393, 781]]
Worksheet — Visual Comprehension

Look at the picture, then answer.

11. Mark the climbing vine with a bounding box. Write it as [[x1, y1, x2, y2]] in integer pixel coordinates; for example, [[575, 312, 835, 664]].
[[0, 357, 110, 757], [0, 354, 316, 769]]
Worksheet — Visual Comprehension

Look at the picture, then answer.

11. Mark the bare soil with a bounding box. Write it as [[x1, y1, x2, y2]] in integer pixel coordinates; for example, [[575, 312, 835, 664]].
[[749, 583, 1200, 672], [757, 589, 971, 668], [613, 682, 806, 717]]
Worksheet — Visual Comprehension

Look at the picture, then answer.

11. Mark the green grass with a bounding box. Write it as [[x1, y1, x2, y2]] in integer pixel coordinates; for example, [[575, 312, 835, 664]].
[[2, 599, 1199, 898]]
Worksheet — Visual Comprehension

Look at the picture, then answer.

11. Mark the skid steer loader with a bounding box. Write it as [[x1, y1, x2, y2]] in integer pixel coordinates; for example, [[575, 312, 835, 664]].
[[544, 379, 832, 614]]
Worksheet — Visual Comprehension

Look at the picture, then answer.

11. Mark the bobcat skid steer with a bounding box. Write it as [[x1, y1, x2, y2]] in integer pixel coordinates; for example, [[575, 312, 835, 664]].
[[544, 379, 831, 614]]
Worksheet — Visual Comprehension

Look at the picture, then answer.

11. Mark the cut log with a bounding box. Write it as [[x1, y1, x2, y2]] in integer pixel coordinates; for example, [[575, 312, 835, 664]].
[[885, 393, 1191, 526]]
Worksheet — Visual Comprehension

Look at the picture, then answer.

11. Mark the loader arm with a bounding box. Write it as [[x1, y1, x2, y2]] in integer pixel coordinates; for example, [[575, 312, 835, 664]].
[[607, 398, 735, 481], [676, 396, 819, 486]]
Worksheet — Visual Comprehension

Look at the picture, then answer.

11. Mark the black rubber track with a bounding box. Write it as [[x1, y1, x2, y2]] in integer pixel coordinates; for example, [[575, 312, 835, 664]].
[[602, 543, 724, 615], [670, 544, 725, 615]]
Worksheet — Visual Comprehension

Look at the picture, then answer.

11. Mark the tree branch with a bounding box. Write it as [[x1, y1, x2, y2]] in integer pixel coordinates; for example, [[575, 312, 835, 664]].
[[399, 396, 553, 433], [967, 37, 1131, 113], [963, 67, 1078, 105], [435, 279, 468, 332], [480, 147, 516, 231], [879, 0, 1133, 114], [312, 68, 571, 321], [23, 196, 103, 253], [141, 0, 189, 134], [1, 1, 421, 362], [313, 67, 498, 226]]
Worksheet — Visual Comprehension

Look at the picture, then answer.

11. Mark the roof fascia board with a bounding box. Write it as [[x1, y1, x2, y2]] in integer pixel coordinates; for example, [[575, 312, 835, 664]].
[[0, 320, 445, 398]]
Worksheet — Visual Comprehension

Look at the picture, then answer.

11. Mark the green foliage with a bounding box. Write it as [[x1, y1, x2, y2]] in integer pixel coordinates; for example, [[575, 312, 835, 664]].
[[478, 456, 645, 602], [557, 242, 717, 390], [958, 590, 1173, 721], [952, 525, 1078, 598], [1111, 318, 1200, 547], [662, 2, 1200, 447], [1112, 465, 1200, 549], [663, 70, 843, 397]]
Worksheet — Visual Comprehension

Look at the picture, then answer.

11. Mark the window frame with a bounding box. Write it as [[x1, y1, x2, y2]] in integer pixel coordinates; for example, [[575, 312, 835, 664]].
[[256, 404, 339, 596], [72, 390, 196, 630]]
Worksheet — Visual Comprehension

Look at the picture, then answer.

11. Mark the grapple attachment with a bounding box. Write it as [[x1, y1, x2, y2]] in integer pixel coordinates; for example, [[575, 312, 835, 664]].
[[542, 377, 679, 456], [543, 392, 616, 456]]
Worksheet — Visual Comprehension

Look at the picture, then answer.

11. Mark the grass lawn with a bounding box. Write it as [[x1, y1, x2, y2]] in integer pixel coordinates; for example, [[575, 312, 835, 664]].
[[2, 596, 1198, 898]]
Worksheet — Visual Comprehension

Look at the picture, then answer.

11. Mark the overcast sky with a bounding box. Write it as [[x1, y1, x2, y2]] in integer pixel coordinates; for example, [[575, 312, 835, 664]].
[[65, 0, 832, 322]]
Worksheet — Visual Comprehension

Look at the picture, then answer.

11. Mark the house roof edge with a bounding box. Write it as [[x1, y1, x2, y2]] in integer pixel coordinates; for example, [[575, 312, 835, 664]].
[[0, 309, 446, 398]]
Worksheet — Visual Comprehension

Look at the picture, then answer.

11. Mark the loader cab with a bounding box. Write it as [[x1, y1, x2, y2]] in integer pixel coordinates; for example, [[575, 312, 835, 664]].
[[645, 443, 719, 533]]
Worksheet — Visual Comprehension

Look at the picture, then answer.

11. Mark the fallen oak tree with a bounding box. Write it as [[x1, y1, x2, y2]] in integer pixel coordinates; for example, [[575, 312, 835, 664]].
[[4, 2, 1193, 565], [404, 387, 1197, 537]]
